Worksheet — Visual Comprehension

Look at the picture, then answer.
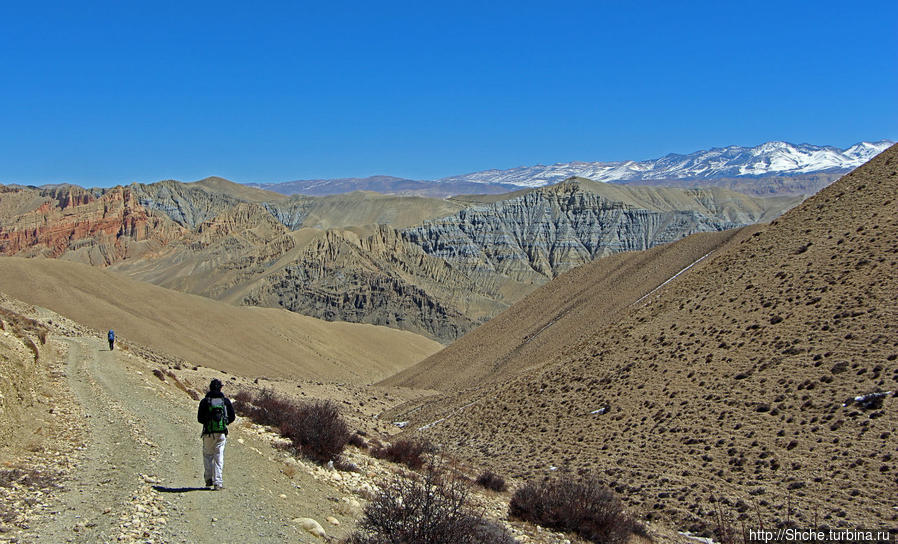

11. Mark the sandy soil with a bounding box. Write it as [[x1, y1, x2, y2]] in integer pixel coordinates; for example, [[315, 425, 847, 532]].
[[0, 257, 441, 383]]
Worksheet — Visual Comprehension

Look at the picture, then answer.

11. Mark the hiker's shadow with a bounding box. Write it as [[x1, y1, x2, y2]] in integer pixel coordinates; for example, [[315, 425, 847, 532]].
[[152, 485, 210, 493]]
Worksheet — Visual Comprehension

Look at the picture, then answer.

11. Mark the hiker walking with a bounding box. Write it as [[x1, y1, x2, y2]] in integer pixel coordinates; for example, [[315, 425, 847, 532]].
[[197, 379, 235, 490], [107, 330, 115, 350]]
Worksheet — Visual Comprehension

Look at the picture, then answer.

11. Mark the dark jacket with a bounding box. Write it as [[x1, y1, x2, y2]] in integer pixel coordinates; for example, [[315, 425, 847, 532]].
[[197, 391, 236, 435]]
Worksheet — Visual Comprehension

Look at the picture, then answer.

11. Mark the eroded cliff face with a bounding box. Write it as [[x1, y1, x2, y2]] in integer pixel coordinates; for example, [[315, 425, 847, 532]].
[[244, 226, 500, 342], [130, 180, 246, 228], [0, 185, 184, 265], [401, 181, 746, 282], [110, 201, 297, 300]]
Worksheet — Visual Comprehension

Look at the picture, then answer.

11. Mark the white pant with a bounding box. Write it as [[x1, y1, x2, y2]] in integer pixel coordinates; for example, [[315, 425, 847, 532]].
[[202, 433, 227, 486]]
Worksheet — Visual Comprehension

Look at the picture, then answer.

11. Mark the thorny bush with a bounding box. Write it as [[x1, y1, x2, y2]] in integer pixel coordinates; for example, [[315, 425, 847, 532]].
[[345, 465, 515, 544], [509, 473, 637, 544]]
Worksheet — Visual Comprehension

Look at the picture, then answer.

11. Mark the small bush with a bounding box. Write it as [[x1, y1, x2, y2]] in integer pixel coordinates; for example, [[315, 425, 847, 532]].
[[372, 439, 435, 470], [281, 400, 350, 463], [233, 390, 254, 404], [509, 474, 635, 544], [345, 468, 515, 544], [476, 470, 508, 492], [233, 389, 350, 463], [348, 432, 368, 449]]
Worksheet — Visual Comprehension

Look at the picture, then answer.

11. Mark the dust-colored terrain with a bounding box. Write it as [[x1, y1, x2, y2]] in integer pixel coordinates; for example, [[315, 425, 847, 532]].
[[0, 295, 636, 544], [0, 177, 798, 344], [388, 145, 898, 531], [383, 227, 760, 392], [0, 257, 441, 383]]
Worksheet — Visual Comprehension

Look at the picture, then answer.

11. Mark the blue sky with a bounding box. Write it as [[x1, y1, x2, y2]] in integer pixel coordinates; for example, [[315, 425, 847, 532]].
[[1, 1, 895, 187]]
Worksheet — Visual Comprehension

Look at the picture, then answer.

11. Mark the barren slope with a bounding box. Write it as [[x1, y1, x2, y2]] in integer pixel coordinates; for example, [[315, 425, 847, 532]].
[[389, 145, 898, 530], [0, 258, 441, 382], [383, 227, 759, 392], [264, 191, 468, 230]]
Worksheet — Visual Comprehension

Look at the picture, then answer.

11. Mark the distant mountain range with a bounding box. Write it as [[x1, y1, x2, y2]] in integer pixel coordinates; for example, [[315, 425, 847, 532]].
[[439, 141, 893, 186], [246, 140, 893, 197]]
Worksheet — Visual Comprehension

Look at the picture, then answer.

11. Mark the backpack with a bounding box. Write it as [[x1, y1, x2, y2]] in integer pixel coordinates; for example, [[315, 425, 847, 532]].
[[207, 397, 228, 433]]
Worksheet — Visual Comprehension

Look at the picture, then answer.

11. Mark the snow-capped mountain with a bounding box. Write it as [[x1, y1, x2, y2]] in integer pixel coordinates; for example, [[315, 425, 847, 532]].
[[438, 141, 894, 188]]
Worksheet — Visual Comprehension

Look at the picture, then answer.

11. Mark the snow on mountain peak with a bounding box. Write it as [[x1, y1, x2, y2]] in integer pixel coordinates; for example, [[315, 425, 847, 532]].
[[439, 140, 894, 188]]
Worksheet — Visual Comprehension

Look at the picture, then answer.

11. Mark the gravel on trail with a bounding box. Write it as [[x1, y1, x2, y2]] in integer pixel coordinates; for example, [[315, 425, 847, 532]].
[[15, 336, 354, 544]]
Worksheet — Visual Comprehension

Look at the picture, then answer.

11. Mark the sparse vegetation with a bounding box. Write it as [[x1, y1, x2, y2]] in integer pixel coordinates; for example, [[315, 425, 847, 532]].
[[233, 389, 350, 463], [348, 431, 368, 449], [0, 307, 49, 361], [371, 438, 435, 470], [345, 466, 515, 544], [0, 467, 61, 527], [476, 470, 507, 492], [509, 474, 637, 544]]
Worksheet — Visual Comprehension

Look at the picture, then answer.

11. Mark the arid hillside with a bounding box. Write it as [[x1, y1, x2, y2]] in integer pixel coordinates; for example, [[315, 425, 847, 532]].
[[389, 144, 898, 530], [382, 227, 760, 392], [0, 257, 441, 382]]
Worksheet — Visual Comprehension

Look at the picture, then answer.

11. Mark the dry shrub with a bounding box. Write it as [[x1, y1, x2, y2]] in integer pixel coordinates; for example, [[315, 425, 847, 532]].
[[232, 390, 254, 404], [348, 432, 368, 449], [234, 389, 350, 463], [280, 400, 350, 463], [345, 467, 515, 544], [23, 337, 40, 361], [371, 439, 434, 470], [509, 474, 636, 544], [476, 470, 508, 492], [164, 372, 192, 396]]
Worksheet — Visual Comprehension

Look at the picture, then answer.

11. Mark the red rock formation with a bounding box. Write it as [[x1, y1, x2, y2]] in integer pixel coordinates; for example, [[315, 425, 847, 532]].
[[0, 186, 185, 265]]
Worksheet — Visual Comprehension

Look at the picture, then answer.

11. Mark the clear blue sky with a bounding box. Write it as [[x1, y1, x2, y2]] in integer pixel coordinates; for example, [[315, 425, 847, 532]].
[[1, 0, 895, 187]]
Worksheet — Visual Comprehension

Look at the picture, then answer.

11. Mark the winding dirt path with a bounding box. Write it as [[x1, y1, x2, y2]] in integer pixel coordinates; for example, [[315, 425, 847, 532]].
[[22, 336, 351, 543]]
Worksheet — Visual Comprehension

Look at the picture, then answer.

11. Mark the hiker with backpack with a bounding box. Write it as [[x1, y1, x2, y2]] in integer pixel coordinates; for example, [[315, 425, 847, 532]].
[[197, 379, 236, 490], [107, 330, 115, 350]]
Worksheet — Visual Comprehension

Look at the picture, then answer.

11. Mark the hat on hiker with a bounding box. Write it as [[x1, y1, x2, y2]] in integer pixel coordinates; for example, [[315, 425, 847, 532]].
[[209, 379, 223, 392]]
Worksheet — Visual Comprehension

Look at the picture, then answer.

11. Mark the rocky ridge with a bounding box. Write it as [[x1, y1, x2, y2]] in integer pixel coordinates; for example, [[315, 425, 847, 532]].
[[1, 177, 798, 342], [402, 180, 784, 282], [0, 185, 185, 266]]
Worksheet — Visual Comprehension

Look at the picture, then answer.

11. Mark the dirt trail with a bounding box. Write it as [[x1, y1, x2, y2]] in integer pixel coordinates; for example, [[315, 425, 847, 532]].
[[20, 336, 352, 544]]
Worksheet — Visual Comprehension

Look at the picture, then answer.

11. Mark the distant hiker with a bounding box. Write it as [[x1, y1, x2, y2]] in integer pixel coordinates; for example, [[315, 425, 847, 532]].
[[107, 330, 115, 350], [197, 379, 236, 490]]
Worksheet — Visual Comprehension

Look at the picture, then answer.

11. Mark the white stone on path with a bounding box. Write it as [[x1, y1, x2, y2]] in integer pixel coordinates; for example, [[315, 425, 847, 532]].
[[293, 517, 326, 538]]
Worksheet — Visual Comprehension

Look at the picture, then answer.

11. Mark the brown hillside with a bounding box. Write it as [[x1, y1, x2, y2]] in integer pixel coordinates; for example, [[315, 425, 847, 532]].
[[390, 145, 898, 530], [284, 191, 467, 230], [0, 257, 441, 383], [382, 227, 759, 391], [189, 176, 288, 202]]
